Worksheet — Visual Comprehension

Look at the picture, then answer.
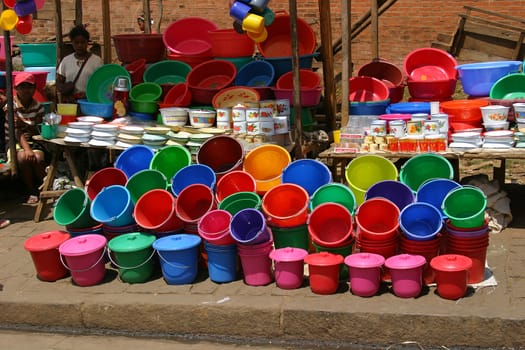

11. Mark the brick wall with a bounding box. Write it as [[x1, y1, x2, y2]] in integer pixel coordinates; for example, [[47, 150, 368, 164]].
[[18, 0, 525, 71]]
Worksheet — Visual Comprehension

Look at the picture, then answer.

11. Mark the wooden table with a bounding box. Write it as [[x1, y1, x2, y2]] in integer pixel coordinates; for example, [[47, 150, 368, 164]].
[[33, 136, 123, 223], [318, 146, 525, 185]]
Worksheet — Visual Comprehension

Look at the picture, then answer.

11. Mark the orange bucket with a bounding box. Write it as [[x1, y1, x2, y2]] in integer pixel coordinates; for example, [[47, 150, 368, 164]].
[[243, 144, 291, 195], [262, 183, 309, 228]]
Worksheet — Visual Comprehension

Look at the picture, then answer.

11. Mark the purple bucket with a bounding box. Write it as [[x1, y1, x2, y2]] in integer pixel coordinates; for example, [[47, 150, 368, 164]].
[[230, 208, 271, 245], [365, 180, 415, 211]]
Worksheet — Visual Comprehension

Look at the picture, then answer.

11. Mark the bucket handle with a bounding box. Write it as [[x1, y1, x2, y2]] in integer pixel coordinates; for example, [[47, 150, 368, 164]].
[[60, 246, 107, 273], [156, 250, 193, 269], [106, 248, 156, 270]]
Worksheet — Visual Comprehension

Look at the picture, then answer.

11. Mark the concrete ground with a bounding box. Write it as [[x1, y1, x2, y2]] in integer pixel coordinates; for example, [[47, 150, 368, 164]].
[[0, 181, 524, 349]]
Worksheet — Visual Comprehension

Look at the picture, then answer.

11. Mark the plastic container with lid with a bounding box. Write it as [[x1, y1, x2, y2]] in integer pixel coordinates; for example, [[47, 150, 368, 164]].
[[430, 254, 473, 300], [385, 254, 426, 298], [344, 252, 385, 297], [24, 231, 71, 281]]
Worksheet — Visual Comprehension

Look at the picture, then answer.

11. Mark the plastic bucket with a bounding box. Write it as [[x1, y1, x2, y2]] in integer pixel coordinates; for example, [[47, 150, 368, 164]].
[[175, 184, 216, 231], [442, 186, 487, 229], [198, 209, 235, 246], [66, 224, 104, 238], [385, 254, 426, 298], [261, 183, 309, 228], [365, 180, 415, 211], [430, 254, 472, 300], [269, 247, 308, 289], [281, 159, 332, 196], [304, 252, 344, 295], [400, 235, 440, 285], [218, 191, 262, 215], [134, 189, 184, 233], [230, 208, 271, 245], [171, 164, 216, 197], [24, 231, 71, 282], [204, 241, 238, 283], [150, 145, 192, 183], [310, 183, 357, 214], [86, 167, 128, 201], [399, 153, 454, 193], [215, 170, 256, 203], [114, 145, 155, 178], [54, 188, 98, 229], [107, 232, 156, 283], [399, 202, 443, 241], [90, 185, 135, 227], [237, 239, 274, 286], [125, 169, 168, 204], [416, 178, 461, 219], [243, 144, 291, 195], [197, 136, 244, 180], [345, 155, 398, 205], [308, 203, 353, 248], [355, 197, 400, 241], [312, 239, 355, 281], [344, 252, 385, 297], [445, 245, 487, 284], [153, 234, 202, 285], [270, 224, 310, 251], [59, 234, 107, 286]]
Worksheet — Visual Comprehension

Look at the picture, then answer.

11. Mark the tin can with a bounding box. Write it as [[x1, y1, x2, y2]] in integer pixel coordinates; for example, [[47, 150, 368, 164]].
[[423, 120, 440, 135], [370, 120, 387, 136], [276, 99, 290, 116], [232, 107, 247, 121], [388, 120, 406, 138], [431, 113, 449, 134], [233, 121, 247, 134], [246, 108, 259, 121], [406, 120, 423, 135], [259, 107, 274, 120], [273, 116, 289, 134]]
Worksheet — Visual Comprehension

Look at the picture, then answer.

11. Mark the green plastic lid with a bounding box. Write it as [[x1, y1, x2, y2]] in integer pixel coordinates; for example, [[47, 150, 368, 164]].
[[108, 232, 155, 253]]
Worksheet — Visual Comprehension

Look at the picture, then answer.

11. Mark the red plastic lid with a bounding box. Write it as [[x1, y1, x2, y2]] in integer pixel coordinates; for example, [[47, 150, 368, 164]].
[[344, 252, 385, 268], [24, 231, 71, 252], [269, 247, 309, 262], [379, 113, 412, 121], [430, 254, 472, 272], [59, 234, 107, 256], [385, 253, 426, 270], [304, 252, 344, 266]]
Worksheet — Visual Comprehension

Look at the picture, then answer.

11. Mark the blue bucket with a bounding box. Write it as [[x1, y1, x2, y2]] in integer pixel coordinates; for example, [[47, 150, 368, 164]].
[[171, 164, 217, 197], [235, 60, 275, 87], [153, 234, 202, 285], [281, 159, 332, 196], [114, 145, 155, 178], [350, 99, 390, 115], [230, 208, 271, 245], [204, 241, 238, 283], [399, 202, 443, 241], [90, 185, 135, 227], [263, 53, 319, 79], [365, 180, 415, 211], [416, 178, 461, 219], [386, 102, 431, 115]]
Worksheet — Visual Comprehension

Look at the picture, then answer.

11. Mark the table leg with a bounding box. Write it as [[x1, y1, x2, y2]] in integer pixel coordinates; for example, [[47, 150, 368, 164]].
[[493, 158, 506, 187], [34, 146, 59, 223], [63, 148, 84, 188]]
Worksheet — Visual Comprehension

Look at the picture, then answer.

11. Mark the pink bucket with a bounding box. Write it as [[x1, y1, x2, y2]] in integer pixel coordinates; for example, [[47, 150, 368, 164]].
[[58, 234, 107, 286], [198, 209, 235, 246], [237, 239, 274, 286], [269, 247, 308, 289], [344, 252, 385, 297]]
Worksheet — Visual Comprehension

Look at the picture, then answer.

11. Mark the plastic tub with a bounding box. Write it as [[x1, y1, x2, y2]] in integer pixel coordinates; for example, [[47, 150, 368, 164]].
[[272, 86, 322, 107], [308, 203, 353, 248], [230, 208, 271, 245], [77, 99, 113, 119], [404, 48, 458, 81], [134, 189, 183, 232], [143, 60, 192, 85], [310, 183, 357, 215], [235, 60, 275, 87], [263, 53, 319, 78], [243, 144, 291, 195], [208, 29, 254, 58], [197, 135, 244, 180], [399, 153, 454, 193], [153, 234, 202, 285], [163, 83, 192, 107], [270, 247, 308, 289], [276, 69, 321, 90], [215, 170, 256, 203], [90, 185, 135, 227], [349, 76, 390, 102], [350, 99, 390, 115], [86, 167, 127, 201], [218, 191, 262, 216], [416, 178, 461, 219], [441, 99, 489, 121], [365, 180, 415, 211], [406, 78, 457, 100], [171, 164, 216, 197], [457, 61, 522, 97], [125, 169, 168, 204], [187, 60, 237, 104], [24, 231, 71, 282], [281, 159, 331, 196], [262, 183, 309, 228], [17, 43, 57, 67], [53, 188, 97, 229], [125, 58, 146, 85], [386, 101, 431, 115], [355, 197, 400, 241], [385, 254, 426, 298], [113, 34, 165, 63], [357, 59, 404, 87], [490, 73, 525, 100], [430, 254, 472, 300], [344, 252, 385, 297], [304, 252, 344, 295], [442, 186, 487, 229], [163, 17, 218, 56], [204, 241, 238, 283], [149, 145, 192, 183], [198, 210, 235, 246]]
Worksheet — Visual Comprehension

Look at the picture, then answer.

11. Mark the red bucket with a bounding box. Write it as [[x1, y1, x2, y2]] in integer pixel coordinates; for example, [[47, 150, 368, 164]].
[[24, 231, 71, 281], [197, 135, 244, 181], [134, 189, 184, 233], [198, 209, 235, 246], [215, 170, 256, 203], [308, 203, 353, 248], [446, 245, 488, 284], [431, 254, 472, 300], [400, 235, 440, 285], [355, 198, 400, 241], [125, 58, 146, 85], [262, 183, 309, 228], [304, 252, 344, 295], [175, 184, 217, 227], [86, 167, 128, 201]]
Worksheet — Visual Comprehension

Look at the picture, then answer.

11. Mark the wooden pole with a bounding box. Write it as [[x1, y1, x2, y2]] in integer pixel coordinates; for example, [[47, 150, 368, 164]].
[[4, 32, 16, 177], [371, 0, 379, 60], [101, 0, 111, 63], [75, 0, 82, 26], [319, 0, 337, 132], [143, 0, 151, 34], [340, 0, 352, 129], [54, 0, 63, 65], [289, 0, 303, 160]]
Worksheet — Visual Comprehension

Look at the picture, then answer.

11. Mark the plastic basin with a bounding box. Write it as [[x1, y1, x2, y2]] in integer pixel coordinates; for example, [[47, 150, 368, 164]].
[[457, 61, 522, 97], [163, 17, 218, 56], [143, 60, 192, 85], [112, 34, 166, 63]]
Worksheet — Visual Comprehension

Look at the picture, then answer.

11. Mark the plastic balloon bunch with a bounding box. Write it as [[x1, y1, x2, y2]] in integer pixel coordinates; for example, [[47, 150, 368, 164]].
[[0, 0, 45, 34], [229, 0, 275, 43]]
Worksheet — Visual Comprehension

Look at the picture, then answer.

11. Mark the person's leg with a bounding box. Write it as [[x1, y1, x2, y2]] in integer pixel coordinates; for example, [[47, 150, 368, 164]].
[[0, 219, 9, 229], [33, 150, 47, 190], [17, 150, 35, 195]]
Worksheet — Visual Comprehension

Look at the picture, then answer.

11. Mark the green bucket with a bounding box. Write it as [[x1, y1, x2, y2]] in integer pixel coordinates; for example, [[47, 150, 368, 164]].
[[312, 240, 355, 281], [271, 224, 310, 251], [442, 186, 487, 229], [107, 232, 156, 284], [310, 183, 357, 214], [218, 191, 262, 215], [53, 188, 98, 229], [399, 153, 454, 193], [150, 145, 192, 183], [126, 169, 168, 204]]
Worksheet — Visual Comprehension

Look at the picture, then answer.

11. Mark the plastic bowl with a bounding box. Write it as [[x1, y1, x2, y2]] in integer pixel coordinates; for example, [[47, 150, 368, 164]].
[[404, 48, 458, 81], [188, 109, 216, 128], [125, 58, 146, 85], [400, 153, 454, 193], [357, 59, 404, 87], [349, 76, 390, 102], [406, 78, 457, 99], [130, 99, 159, 114], [212, 86, 260, 109], [162, 82, 192, 107], [187, 60, 237, 105], [130, 82, 163, 102], [17, 43, 57, 67], [163, 17, 218, 56], [243, 144, 291, 195], [276, 68, 321, 90], [457, 61, 522, 97], [350, 99, 390, 115], [77, 99, 113, 119], [112, 34, 165, 63], [208, 29, 254, 58], [263, 53, 319, 79], [235, 60, 275, 87], [86, 64, 131, 104], [143, 60, 192, 85], [441, 99, 489, 122], [272, 86, 322, 107], [490, 73, 525, 100]]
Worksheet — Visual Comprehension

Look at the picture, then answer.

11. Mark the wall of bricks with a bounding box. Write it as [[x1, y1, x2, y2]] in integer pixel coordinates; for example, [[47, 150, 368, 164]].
[[18, 0, 525, 73]]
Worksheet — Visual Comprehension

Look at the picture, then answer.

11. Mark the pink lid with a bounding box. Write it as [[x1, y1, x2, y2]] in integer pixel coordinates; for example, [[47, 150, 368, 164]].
[[59, 234, 107, 256], [379, 113, 412, 121], [385, 253, 426, 270], [304, 252, 344, 266], [269, 247, 308, 262], [24, 231, 71, 252], [430, 254, 472, 272], [344, 252, 385, 268]]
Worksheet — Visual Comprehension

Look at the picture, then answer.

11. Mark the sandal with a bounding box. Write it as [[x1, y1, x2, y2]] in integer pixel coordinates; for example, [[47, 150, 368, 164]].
[[26, 195, 39, 205], [0, 219, 10, 229]]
